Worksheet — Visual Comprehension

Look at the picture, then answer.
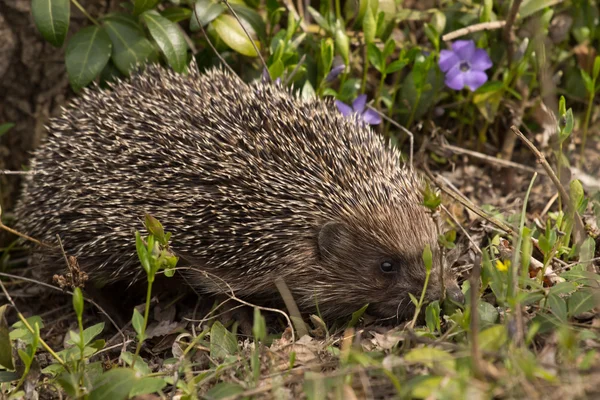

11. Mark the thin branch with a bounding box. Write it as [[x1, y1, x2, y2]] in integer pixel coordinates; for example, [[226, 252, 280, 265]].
[[194, 8, 237, 77], [0, 272, 126, 341], [503, 0, 523, 66], [510, 125, 586, 246], [367, 105, 414, 168], [435, 143, 544, 175], [221, 0, 269, 80], [442, 21, 506, 42]]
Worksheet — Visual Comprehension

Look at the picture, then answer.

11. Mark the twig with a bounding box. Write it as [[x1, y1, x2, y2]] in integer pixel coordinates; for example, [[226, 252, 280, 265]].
[[71, 0, 99, 26], [0, 272, 126, 341], [0, 279, 67, 367], [367, 105, 414, 168], [510, 126, 586, 246], [503, 0, 523, 66], [440, 204, 482, 255], [442, 21, 506, 42], [221, 0, 269, 80], [421, 163, 514, 236], [179, 264, 297, 342], [435, 143, 544, 175], [274, 277, 309, 338], [469, 254, 483, 379], [193, 8, 237, 77], [0, 206, 53, 249], [284, 54, 307, 86]]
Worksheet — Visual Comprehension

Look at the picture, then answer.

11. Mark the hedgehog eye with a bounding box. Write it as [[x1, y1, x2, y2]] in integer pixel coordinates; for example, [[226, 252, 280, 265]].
[[380, 260, 395, 273]]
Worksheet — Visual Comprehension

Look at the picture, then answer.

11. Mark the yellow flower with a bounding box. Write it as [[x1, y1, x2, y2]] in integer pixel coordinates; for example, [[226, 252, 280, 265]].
[[495, 259, 510, 272]]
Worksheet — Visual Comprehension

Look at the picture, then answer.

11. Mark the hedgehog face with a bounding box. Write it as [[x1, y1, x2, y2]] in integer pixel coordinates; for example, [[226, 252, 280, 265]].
[[315, 207, 463, 321]]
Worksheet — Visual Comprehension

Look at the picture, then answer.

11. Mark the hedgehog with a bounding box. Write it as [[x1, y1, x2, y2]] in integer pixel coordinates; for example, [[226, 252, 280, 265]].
[[14, 61, 464, 321]]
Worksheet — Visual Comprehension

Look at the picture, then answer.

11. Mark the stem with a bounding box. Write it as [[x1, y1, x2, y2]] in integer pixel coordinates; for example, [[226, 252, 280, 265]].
[[0, 280, 66, 367], [405, 89, 422, 129], [383, 72, 402, 137], [579, 89, 595, 164], [361, 44, 368, 93], [376, 73, 386, 108], [408, 266, 431, 329], [334, 0, 341, 20], [71, 0, 99, 26], [131, 278, 153, 369]]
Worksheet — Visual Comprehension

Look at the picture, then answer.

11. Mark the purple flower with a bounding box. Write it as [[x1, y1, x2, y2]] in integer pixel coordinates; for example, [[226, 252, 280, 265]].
[[335, 95, 382, 125], [439, 40, 492, 91], [325, 64, 345, 82]]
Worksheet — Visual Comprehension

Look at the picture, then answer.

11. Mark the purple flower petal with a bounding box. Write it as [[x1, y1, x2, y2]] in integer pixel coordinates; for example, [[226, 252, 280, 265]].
[[470, 49, 493, 71], [362, 109, 382, 125], [325, 64, 346, 82], [451, 40, 475, 61], [439, 49, 460, 72], [335, 100, 353, 117], [352, 94, 367, 113], [464, 70, 488, 91], [445, 65, 466, 90]]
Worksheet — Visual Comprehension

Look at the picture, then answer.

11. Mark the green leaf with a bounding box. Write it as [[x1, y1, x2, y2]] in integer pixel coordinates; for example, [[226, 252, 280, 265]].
[[0, 123, 15, 137], [301, 80, 316, 100], [362, 5, 376, 44], [268, 59, 285, 80], [593, 55, 600, 80], [130, 377, 167, 396], [205, 382, 245, 399], [563, 108, 574, 136], [132, 309, 145, 339], [307, 7, 330, 32], [10, 316, 44, 342], [72, 287, 84, 318], [334, 20, 349, 65], [320, 38, 334, 76], [212, 14, 259, 57], [161, 7, 193, 23], [546, 293, 568, 322], [568, 290, 596, 317], [478, 325, 507, 352], [347, 304, 369, 328], [520, 0, 562, 19], [367, 43, 383, 73], [252, 308, 267, 342], [135, 231, 151, 274], [405, 347, 455, 372], [133, 0, 159, 16], [576, 237, 596, 270], [31, 0, 70, 47], [57, 371, 79, 397], [89, 368, 138, 400], [143, 12, 188, 73], [581, 69, 594, 93], [82, 323, 105, 346], [210, 321, 238, 360], [120, 351, 151, 375], [0, 305, 14, 370], [0, 371, 19, 383], [477, 301, 499, 326], [386, 59, 406, 74], [103, 19, 156, 75], [229, 3, 267, 41], [18, 349, 31, 366], [422, 244, 432, 273], [425, 301, 441, 333]]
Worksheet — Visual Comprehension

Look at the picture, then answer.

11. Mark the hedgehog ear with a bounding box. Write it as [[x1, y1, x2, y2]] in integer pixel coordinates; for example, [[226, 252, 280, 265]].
[[318, 221, 354, 261]]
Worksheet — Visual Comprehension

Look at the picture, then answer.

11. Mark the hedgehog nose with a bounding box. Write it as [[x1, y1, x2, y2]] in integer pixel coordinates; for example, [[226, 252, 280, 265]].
[[446, 285, 465, 305]]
